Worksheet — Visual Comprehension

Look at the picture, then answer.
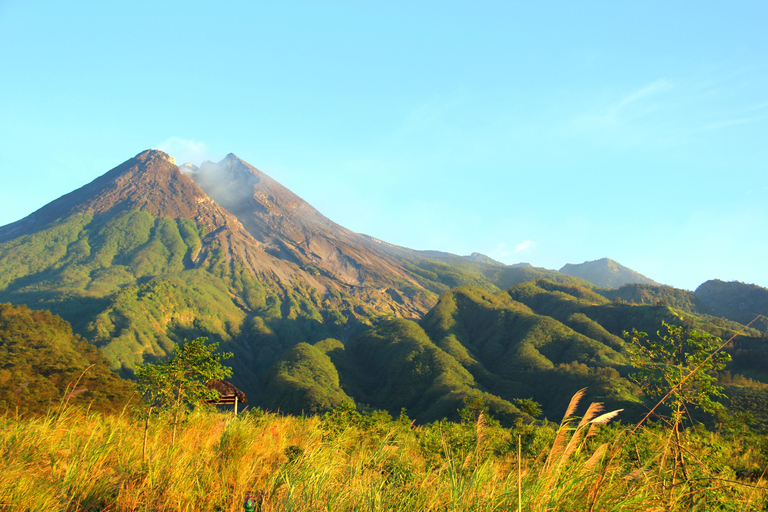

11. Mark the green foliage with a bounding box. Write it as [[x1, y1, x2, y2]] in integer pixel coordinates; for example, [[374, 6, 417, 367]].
[[719, 382, 768, 431], [402, 256, 594, 297], [0, 303, 134, 415], [419, 284, 636, 420], [603, 282, 766, 335], [261, 342, 352, 414], [346, 317, 522, 423], [2, 204, 768, 429], [403, 259, 500, 293], [513, 397, 543, 419], [602, 283, 704, 312], [695, 279, 768, 332], [135, 337, 232, 413], [625, 322, 731, 415]]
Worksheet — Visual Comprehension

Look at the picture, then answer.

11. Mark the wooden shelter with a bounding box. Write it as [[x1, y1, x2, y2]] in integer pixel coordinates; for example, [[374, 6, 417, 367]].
[[205, 380, 247, 414]]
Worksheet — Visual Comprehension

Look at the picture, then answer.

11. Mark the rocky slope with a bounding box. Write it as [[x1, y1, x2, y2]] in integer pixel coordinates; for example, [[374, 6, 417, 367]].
[[180, 154, 434, 317]]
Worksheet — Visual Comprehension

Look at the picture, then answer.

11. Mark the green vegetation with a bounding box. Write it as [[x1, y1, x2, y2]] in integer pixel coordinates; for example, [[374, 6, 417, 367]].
[[603, 282, 767, 334], [420, 283, 637, 420], [626, 323, 732, 488], [626, 322, 730, 417], [602, 283, 705, 311], [0, 303, 133, 415], [1, 279, 767, 510], [238, 277, 768, 426], [403, 255, 594, 296], [1, 202, 767, 430], [0, 209, 370, 404], [261, 341, 352, 414], [695, 279, 768, 332], [136, 337, 233, 446]]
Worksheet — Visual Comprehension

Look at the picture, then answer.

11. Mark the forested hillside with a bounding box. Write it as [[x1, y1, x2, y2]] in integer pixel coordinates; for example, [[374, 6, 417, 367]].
[[0, 303, 133, 414]]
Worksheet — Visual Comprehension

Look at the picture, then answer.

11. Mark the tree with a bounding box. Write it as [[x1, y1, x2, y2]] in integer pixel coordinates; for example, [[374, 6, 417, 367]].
[[514, 397, 543, 419], [624, 321, 730, 486], [625, 322, 730, 417], [135, 337, 233, 453]]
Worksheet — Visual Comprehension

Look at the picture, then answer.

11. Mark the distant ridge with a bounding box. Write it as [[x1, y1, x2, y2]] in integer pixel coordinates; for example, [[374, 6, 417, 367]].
[[695, 279, 768, 331], [464, 252, 505, 266], [559, 258, 659, 289]]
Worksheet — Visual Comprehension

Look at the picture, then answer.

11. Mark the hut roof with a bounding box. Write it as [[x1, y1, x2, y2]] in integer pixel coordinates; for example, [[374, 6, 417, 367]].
[[206, 380, 247, 403]]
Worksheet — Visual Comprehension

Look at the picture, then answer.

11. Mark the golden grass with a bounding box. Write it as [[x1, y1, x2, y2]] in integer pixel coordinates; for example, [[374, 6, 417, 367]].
[[0, 395, 765, 511]]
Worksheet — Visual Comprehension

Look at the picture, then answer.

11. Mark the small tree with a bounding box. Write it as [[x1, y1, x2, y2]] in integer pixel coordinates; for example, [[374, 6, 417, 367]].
[[625, 322, 730, 416], [624, 321, 730, 485], [135, 337, 233, 454]]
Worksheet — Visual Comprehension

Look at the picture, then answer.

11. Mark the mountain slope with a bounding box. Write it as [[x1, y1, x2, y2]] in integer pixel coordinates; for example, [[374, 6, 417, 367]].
[[0, 151, 372, 390], [181, 155, 437, 317], [0, 303, 134, 414], [695, 280, 768, 331], [2, 149, 574, 403], [0, 150, 230, 241], [559, 258, 659, 288]]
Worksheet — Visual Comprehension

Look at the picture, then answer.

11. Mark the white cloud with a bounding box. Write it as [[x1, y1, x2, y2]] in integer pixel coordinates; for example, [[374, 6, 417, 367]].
[[489, 242, 513, 261], [695, 113, 767, 133], [514, 240, 535, 253], [611, 79, 673, 115], [156, 137, 209, 165], [569, 79, 674, 132], [489, 240, 536, 262]]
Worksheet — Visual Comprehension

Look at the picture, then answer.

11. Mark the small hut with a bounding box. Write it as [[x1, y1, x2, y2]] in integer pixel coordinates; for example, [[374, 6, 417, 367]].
[[206, 380, 248, 413]]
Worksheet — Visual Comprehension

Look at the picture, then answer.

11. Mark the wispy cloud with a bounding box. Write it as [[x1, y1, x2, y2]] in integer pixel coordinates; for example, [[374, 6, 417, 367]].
[[611, 80, 673, 114], [514, 240, 535, 253], [698, 115, 766, 132], [489, 240, 537, 264], [156, 137, 209, 165], [569, 79, 674, 132], [695, 102, 768, 133]]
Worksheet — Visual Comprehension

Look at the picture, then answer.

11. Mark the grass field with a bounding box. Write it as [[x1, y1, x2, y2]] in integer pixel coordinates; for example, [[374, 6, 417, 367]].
[[1, 391, 766, 511]]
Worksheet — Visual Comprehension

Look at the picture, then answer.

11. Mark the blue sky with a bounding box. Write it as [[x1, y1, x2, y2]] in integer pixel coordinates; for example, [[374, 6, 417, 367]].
[[1, 1, 766, 290]]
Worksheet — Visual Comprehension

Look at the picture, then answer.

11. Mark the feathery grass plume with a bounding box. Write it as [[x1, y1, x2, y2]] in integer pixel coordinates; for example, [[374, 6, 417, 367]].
[[564, 387, 587, 420], [475, 411, 487, 459], [545, 388, 587, 470], [563, 401, 608, 460], [577, 402, 604, 429], [562, 427, 585, 460], [589, 409, 623, 425], [584, 443, 608, 470]]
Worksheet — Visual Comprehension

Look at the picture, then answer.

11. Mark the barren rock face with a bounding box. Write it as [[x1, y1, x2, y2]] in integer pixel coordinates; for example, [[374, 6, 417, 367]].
[[183, 153, 435, 317]]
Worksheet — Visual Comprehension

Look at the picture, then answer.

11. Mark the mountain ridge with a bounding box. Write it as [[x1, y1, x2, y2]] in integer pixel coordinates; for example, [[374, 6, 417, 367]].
[[0, 150, 235, 242], [559, 257, 660, 289]]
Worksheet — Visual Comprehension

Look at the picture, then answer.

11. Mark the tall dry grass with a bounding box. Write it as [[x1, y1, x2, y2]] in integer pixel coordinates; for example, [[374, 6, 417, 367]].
[[1, 393, 766, 511]]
